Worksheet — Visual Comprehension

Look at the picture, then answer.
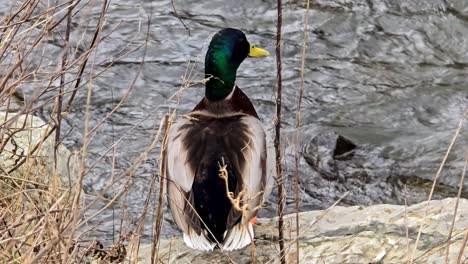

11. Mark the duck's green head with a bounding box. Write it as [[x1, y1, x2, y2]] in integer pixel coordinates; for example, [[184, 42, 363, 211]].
[[205, 28, 269, 101]]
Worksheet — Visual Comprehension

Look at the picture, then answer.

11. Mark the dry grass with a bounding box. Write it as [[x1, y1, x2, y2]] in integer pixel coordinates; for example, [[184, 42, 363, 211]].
[[1, 1, 100, 262], [0, 0, 166, 262]]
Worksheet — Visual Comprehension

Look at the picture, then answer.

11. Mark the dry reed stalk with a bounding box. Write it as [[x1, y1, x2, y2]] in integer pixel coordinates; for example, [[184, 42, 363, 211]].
[[265, 191, 350, 264], [64, 39, 97, 262], [404, 185, 410, 264], [445, 150, 467, 263], [293, 0, 311, 262], [64, 0, 109, 114], [124, 114, 168, 262], [151, 115, 170, 264], [410, 108, 467, 262], [457, 229, 468, 264], [412, 229, 466, 263]]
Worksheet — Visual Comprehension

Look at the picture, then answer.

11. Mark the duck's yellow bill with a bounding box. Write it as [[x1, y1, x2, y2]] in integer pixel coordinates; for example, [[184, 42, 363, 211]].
[[249, 45, 270, 58]]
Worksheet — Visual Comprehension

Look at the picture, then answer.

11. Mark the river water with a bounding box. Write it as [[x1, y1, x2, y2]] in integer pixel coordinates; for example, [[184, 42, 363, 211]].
[[1, 0, 467, 244]]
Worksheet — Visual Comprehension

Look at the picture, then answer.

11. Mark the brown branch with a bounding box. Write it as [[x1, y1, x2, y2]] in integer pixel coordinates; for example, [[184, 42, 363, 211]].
[[0, 0, 40, 62], [65, 0, 108, 112], [54, 1, 74, 187], [0, 1, 77, 91], [275, 0, 285, 263], [129, 111, 167, 260]]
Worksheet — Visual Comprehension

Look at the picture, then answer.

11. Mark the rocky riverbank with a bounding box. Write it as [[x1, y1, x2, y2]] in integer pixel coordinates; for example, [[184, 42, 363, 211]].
[[136, 198, 468, 263]]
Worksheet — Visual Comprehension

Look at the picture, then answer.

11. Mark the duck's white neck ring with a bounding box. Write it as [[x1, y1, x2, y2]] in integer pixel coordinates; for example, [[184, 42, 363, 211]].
[[224, 85, 236, 100]]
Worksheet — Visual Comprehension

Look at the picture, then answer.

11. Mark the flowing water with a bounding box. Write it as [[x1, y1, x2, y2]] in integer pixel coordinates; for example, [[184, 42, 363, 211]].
[[1, 0, 467, 243]]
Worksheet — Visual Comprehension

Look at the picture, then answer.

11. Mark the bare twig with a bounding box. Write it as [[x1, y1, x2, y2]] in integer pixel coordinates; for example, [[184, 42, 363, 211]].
[[4, 0, 108, 175], [445, 150, 467, 263], [54, 1, 74, 192], [151, 115, 170, 264], [170, 0, 190, 35], [275, 0, 285, 262], [410, 108, 467, 262], [65, 0, 109, 112]]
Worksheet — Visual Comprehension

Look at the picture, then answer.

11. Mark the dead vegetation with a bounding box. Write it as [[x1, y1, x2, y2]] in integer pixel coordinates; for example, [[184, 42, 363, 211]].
[[0, 0, 158, 262]]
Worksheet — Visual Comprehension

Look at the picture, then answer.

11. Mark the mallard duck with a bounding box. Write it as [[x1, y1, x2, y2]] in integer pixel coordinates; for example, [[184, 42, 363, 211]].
[[166, 28, 271, 251]]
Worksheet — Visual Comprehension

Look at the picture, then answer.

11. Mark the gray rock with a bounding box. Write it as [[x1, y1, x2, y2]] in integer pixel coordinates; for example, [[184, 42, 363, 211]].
[[0, 92, 24, 113], [135, 198, 468, 263], [299, 131, 466, 208], [303, 131, 396, 182], [0, 112, 76, 188]]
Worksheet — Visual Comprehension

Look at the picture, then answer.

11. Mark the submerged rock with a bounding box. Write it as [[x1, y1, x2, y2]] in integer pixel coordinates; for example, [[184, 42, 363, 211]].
[[303, 131, 396, 182], [299, 131, 466, 207], [136, 198, 468, 263]]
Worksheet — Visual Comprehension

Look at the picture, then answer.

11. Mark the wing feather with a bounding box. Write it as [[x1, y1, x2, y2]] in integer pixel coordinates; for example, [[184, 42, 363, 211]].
[[166, 118, 196, 234], [240, 116, 268, 221], [221, 116, 269, 250]]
